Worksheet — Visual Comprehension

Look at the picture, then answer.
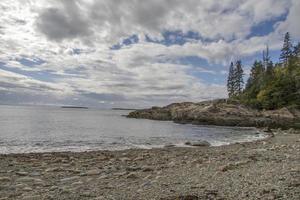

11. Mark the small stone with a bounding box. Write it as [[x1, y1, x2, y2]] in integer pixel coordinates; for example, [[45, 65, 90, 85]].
[[60, 176, 80, 183], [30, 172, 41, 177], [71, 181, 83, 186], [45, 167, 59, 172], [86, 169, 101, 176], [142, 166, 154, 172], [120, 157, 131, 162], [16, 171, 29, 176], [126, 173, 138, 179], [23, 187, 33, 191], [17, 177, 43, 183], [126, 166, 141, 172], [80, 192, 96, 197], [49, 186, 59, 191], [0, 177, 11, 182], [22, 195, 41, 200]]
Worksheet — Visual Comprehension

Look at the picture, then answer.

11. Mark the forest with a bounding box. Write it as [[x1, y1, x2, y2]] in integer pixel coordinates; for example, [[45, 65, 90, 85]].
[[227, 32, 300, 110]]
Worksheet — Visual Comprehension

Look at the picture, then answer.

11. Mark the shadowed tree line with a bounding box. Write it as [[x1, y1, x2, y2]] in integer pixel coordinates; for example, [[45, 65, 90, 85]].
[[227, 32, 300, 110]]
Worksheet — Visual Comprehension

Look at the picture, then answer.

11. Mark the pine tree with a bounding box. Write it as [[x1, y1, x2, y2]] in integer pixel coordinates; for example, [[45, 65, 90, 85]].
[[246, 60, 264, 90], [293, 42, 300, 58], [263, 44, 270, 69], [280, 32, 293, 65], [227, 62, 235, 98], [234, 60, 244, 95], [266, 61, 274, 76]]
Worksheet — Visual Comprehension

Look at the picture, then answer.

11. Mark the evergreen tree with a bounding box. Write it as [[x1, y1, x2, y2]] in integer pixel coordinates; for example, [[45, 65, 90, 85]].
[[246, 60, 264, 89], [280, 32, 293, 65], [233, 60, 244, 95], [293, 42, 300, 58], [241, 32, 300, 109], [263, 44, 270, 69], [265, 61, 274, 83], [227, 62, 235, 98]]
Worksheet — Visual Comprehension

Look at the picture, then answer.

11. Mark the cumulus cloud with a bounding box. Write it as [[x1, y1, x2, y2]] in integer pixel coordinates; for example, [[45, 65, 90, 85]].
[[0, 0, 298, 107]]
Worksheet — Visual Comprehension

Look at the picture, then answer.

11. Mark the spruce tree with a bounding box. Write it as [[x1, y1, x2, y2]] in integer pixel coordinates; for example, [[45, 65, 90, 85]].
[[293, 42, 300, 58], [234, 60, 244, 95], [227, 62, 235, 98], [280, 32, 293, 65], [263, 44, 270, 69]]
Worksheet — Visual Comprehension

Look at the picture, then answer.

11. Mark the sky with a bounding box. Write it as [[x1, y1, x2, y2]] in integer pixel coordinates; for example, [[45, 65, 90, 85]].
[[0, 0, 300, 108]]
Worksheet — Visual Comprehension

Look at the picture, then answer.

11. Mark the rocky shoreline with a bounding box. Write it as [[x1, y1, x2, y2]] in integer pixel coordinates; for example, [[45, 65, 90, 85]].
[[127, 100, 300, 129], [0, 129, 299, 200]]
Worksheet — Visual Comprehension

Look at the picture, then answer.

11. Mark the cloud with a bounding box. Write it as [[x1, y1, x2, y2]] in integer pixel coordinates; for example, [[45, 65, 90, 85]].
[[275, 0, 300, 40], [36, 0, 91, 42], [0, 0, 298, 107]]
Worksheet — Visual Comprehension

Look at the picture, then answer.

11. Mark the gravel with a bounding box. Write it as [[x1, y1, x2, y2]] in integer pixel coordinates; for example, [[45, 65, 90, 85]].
[[0, 130, 299, 200]]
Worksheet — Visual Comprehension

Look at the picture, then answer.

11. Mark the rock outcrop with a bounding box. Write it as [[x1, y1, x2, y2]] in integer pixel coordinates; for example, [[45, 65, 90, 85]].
[[127, 99, 300, 128]]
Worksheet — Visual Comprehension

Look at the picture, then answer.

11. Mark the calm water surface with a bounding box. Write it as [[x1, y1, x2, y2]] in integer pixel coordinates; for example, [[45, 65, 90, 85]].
[[0, 105, 266, 154]]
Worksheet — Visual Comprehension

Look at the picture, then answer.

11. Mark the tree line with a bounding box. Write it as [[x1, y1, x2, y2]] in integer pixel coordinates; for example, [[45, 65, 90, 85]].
[[227, 32, 300, 110]]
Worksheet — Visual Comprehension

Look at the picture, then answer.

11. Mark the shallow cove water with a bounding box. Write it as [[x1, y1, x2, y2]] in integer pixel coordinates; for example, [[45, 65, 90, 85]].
[[0, 105, 267, 154]]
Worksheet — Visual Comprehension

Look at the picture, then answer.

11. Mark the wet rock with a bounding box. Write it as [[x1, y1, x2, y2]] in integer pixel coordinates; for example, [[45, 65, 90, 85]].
[[185, 140, 211, 147], [164, 144, 176, 148]]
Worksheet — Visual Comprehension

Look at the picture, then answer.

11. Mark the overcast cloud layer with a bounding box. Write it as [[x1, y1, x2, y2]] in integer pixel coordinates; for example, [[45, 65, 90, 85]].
[[0, 0, 299, 108]]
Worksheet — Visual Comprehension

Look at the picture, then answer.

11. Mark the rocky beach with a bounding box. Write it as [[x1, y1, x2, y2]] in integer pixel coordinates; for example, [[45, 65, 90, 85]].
[[0, 129, 299, 200]]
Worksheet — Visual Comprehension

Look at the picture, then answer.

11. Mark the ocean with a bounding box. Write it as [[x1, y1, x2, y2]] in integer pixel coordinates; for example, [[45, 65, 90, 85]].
[[0, 105, 266, 154]]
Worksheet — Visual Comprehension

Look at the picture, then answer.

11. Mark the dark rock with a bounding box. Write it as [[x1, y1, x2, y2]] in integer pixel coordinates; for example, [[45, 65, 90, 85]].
[[185, 140, 211, 147]]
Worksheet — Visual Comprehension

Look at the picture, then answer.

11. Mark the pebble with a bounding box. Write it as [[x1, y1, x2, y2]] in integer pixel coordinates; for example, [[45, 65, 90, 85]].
[[23, 187, 33, 191], [86, 169, 101, 176], [126, 173, 139, 179], [49, 186, 59, 191], [45, 167, 59, 172], [17, 177, 43, 183], [71, 181, 83, 186], [21, 195, 41, 200], [142, 166, 154, 172], [60, 176, 80, 183], [0, 177, 11, 182], [120, 157, 131, 162], [126, 166, 141, 172], [16, 171, 29, 176]]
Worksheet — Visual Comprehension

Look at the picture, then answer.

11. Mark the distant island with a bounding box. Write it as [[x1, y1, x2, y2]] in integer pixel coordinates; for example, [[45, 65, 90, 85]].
[[112, 108, 138, 111], [61, 106, 89, 109]]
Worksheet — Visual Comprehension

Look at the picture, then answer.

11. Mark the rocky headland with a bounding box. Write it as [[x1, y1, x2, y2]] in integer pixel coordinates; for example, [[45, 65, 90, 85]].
[[127, 99, 300, 129]]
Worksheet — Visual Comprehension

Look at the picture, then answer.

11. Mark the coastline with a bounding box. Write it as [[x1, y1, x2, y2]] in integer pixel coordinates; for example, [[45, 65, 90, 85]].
[[0, 129, 299, 199]]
